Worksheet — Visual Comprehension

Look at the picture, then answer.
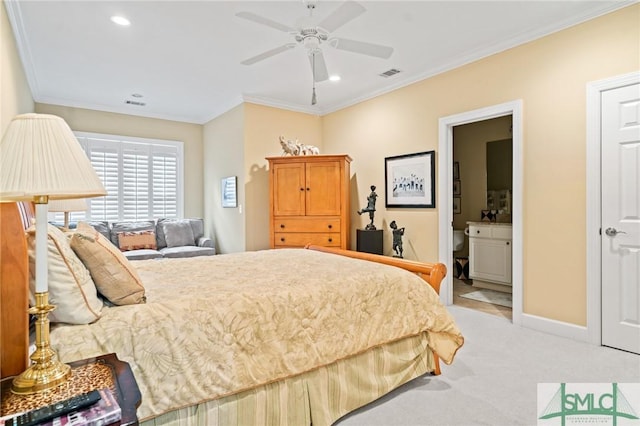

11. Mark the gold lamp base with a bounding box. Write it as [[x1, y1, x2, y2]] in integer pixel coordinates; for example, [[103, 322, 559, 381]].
[[12, 292, 71, 395]]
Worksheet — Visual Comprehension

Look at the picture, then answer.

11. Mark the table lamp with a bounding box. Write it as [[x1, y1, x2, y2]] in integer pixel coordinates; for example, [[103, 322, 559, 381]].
[[48, 198, 88, 230], [0, 113, 107, 394]]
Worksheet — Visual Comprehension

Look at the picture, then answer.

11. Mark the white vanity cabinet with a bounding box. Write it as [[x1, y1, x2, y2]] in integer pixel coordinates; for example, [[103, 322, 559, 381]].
[[468, 223, 512, 286]]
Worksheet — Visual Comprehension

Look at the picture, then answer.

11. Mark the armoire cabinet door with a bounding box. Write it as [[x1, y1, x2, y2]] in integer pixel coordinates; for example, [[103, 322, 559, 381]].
[[272, 162, 306, 216], [305, 161, 341, 216]]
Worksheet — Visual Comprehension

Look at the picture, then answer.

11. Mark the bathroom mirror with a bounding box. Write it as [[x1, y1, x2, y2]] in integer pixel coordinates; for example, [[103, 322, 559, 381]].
[[486, 139, 512, 215]]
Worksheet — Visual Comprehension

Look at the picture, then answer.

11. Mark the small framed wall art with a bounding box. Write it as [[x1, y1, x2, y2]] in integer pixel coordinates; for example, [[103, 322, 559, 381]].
[[221, 176, 237, 208], [453, 197, 462, 214], [453, 180, 461, 196], [385, 150, 436, 208]]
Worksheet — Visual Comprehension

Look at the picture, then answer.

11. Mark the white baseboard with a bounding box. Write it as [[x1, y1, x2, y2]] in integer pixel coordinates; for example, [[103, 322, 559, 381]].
[[521, 313, 590, 343]]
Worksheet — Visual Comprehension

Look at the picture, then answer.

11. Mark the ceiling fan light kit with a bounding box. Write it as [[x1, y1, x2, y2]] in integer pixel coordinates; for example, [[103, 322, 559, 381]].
[[237, 0, 394, 106]]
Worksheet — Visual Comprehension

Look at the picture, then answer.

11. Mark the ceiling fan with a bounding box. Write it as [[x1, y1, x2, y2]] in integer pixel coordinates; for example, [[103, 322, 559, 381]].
[[236, 0, 394, 105]]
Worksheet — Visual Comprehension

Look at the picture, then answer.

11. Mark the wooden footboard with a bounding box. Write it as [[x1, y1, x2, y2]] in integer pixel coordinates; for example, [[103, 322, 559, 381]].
[[304, 244, 447, 375], [304, 245, 446, 294]]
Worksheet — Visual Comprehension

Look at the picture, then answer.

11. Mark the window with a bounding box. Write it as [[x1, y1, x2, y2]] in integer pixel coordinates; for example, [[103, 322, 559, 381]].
[[51, 132, 183, 223]]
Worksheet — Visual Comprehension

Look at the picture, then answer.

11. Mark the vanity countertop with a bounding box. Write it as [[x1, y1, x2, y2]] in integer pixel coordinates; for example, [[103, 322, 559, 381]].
[[466, 221, 512, 227]]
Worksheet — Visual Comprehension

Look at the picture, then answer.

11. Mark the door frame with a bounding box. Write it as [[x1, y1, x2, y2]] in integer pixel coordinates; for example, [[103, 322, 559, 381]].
[[586, 71, 640, 345], [438, 100, 523, 326]]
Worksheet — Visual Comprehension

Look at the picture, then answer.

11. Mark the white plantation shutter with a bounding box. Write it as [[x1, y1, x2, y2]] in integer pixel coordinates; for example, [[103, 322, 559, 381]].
[[73, 132, 183, 221], [152, 147, 179, 218], [122, 145, 150, 220], [86, 139, 120, 221]]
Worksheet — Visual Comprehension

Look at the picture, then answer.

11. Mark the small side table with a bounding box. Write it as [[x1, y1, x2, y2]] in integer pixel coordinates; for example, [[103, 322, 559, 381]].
[[356, 229, 383, 255], [1, 353, 141, 426]]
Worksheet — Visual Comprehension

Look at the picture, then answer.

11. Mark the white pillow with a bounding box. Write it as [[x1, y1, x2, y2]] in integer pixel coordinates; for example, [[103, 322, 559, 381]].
[[27, 224, 103, 324]]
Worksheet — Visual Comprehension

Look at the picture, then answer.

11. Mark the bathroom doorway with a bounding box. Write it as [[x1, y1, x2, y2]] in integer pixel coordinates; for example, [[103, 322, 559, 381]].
[[451, 117, 513, 320], [437, 100, 523, 326]]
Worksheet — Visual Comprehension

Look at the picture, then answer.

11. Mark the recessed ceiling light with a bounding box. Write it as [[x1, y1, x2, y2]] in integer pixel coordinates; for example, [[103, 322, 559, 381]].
[[131, 93, 143, 98], [111, 16, 130, 26], [329, 75, 341, 82]]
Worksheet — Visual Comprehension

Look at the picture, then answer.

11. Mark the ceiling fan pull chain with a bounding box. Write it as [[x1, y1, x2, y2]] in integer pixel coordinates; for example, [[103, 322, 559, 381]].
[[311, 52, 317, 105]]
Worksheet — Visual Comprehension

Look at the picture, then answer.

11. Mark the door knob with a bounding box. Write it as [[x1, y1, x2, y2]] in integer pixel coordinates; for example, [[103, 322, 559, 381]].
[[605, 227, 626, 237]]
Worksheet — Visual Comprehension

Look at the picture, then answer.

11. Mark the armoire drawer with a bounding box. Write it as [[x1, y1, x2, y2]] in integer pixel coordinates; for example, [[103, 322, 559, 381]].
[[274, 217, 340, 233], [274, 232, 341, 247]]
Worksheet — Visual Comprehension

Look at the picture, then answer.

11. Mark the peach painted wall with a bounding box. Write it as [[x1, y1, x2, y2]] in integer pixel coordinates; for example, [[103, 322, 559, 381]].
[[1, 2, 33, 133], [322, 4, 640, 326], [203, 104, 245, 253]]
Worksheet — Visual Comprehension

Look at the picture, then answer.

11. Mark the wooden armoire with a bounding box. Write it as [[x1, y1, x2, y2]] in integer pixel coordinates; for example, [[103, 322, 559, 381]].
[[267, 154, 352, 249]]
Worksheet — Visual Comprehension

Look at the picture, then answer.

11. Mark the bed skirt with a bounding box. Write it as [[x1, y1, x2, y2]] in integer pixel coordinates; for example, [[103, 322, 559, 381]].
[[140, 332, 434, 426]]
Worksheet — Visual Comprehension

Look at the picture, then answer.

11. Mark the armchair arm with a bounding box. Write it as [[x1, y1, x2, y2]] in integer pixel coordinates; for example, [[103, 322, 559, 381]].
[[196, 237, 214, 248]]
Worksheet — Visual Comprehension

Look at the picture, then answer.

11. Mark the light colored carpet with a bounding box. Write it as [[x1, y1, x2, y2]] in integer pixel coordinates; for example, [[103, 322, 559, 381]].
[[459, 289, 513, 308], [337, 305, 640, 426]]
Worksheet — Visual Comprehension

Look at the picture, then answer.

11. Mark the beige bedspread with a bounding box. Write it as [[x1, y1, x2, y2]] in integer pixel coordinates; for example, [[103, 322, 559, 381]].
[[50, 249, 463, 421]]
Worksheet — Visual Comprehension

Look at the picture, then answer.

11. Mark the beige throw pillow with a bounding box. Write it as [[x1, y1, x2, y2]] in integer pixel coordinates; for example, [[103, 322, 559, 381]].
[[71, 222, 146, 305], [118, 229, 157, 251], [26, 224, 103, 324]]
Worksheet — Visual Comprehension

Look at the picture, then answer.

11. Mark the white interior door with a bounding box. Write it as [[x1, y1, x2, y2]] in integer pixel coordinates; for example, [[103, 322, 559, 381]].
[[601, 82, 640, 354]]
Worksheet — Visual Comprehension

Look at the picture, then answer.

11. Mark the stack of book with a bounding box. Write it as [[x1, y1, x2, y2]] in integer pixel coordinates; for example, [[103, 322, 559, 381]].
[[41, 388, 121, 426], [0, 388, 121, 426]]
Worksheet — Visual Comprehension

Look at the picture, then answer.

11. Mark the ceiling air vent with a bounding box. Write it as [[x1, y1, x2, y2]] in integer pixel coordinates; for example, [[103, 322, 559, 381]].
[[379, 68, 401, 78], [125, 100, 146, 106]]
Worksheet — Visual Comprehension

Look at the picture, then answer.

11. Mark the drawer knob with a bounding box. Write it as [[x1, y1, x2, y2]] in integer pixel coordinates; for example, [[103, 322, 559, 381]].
[[280, 224, 285, 228], [506, 241, 510, 245], [477, 230, 480, 234], [306, 187, 310, 191], [300, 188, 304, 191], [328, 224, 332, 229], [328, 238, 333, 242], [280, 237, 285, 242]]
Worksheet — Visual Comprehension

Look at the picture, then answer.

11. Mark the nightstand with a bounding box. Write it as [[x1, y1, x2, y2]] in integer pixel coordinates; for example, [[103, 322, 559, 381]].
[[1, 353, 141, 426]]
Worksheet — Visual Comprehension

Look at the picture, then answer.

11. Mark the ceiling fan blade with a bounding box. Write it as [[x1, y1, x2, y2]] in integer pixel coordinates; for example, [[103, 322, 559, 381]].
[[329, 37, 394, 59], [241, 44, 296, 65], [308, 51, 329, 82], [236, 11, 296, 33], [317, 0, 365, 33]]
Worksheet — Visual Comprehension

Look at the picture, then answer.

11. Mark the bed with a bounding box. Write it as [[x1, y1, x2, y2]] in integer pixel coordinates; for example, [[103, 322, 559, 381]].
[[0, 202, 464, 425]]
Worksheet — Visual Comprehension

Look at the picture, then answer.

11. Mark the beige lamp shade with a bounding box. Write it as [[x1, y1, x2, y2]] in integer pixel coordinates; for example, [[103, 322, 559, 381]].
[[48, 198, 88, 213], [0, 113, 106, 202], [49, 198, 88, 230]]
